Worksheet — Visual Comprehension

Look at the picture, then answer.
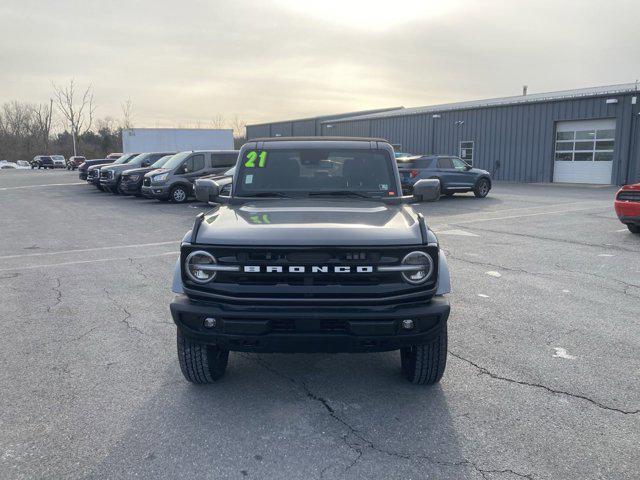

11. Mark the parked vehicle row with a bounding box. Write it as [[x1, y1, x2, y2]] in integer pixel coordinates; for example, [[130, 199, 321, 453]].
[[79, 150, 239, 203], [0, 160, 30, 169], [31, 155, 66, 169], [29, 153, 121, 171]]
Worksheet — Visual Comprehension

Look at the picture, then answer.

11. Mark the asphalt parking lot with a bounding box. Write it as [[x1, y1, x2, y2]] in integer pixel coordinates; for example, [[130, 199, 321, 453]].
[[1, 169, 638, 480]]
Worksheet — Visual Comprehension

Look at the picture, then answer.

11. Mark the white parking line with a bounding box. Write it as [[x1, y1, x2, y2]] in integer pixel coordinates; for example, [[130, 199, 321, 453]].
[[0, 241, 180, 260], [0, 182, 86, 191], [450, 206, 606, 225], [0, 251, 178, 272], [437, 229, 479, 237]]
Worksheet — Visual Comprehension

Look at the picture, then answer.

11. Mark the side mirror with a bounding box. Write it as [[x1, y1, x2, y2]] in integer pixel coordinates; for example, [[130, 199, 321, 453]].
[[465, 164, 472, 170], [195, 178, 220, 203], [413, 179, 440, 202]]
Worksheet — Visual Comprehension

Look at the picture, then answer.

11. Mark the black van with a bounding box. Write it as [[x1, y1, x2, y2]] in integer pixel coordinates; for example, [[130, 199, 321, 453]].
[[141, 150, 239, 203]]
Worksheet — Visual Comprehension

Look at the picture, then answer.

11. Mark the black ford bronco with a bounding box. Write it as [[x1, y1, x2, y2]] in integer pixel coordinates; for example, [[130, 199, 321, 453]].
[[170, 137, 451, 385]]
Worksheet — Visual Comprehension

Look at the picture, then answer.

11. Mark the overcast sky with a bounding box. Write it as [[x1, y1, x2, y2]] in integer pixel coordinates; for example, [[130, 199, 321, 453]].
[[1, 0, 638, 129]]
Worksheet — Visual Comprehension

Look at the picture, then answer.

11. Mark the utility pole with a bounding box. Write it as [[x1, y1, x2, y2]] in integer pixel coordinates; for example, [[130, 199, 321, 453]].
[[71, 124, 77, 157]]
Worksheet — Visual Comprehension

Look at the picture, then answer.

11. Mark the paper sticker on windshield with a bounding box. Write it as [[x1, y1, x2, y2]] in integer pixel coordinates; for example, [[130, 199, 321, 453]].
[[245, 174, 253, 184], [379, 184, 389, 190], [244, 151, 267, 168]]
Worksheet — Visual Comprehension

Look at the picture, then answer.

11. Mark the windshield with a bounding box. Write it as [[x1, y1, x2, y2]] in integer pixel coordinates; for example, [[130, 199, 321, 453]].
[[114, 153, 139, 165], [151, 155, 173, 168], [397, 157, 434, 169], [235, 148, 397, 197], [161, 151, 191, 170]]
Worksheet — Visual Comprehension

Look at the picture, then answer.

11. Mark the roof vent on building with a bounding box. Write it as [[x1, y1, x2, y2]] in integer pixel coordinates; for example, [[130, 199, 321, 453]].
[[522, 85, 528, 96]]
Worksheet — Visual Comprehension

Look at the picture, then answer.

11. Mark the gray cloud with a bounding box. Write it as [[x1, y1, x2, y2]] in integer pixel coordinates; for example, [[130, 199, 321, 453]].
[[1, 0, 638, 128]]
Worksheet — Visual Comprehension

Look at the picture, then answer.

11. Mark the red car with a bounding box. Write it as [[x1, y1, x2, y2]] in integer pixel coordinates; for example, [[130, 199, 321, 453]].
[[614, 183, 640, 234]]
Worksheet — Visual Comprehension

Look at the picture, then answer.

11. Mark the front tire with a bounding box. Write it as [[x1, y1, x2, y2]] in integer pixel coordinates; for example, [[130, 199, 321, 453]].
[[474, 178, 490, 198], [177, 330, 229, 384], [170, 185, 188, 203], [628, 224, 640, 234], [400, 325, 447, 385]]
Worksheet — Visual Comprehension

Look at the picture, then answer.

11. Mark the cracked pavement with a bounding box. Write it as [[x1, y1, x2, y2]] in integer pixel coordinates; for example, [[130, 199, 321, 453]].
[[0, 170, 638, 479]]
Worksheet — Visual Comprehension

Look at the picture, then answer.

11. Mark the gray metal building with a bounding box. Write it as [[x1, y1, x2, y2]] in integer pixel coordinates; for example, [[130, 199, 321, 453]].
[[246, 83, 640, 185], [246, 107, 401, 140]]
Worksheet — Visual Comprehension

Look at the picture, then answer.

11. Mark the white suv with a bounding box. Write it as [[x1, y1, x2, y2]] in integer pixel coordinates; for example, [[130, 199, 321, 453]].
[[50, 155, 66, 168]]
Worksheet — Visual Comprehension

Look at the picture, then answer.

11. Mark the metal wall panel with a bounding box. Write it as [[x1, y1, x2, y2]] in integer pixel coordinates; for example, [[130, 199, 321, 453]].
[[269, 122, 293, 137], [291, 119, 317, 136], [323, 120, 370, 137], [246, 124, 270, 139]]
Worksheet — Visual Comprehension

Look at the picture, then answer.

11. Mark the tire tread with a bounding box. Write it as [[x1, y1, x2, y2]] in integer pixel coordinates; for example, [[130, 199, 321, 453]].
[[177, 331, 228, 384]]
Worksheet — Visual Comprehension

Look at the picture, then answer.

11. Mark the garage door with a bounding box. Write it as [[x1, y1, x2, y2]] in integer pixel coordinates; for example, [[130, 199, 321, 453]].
[[553, 119, 615, 184]]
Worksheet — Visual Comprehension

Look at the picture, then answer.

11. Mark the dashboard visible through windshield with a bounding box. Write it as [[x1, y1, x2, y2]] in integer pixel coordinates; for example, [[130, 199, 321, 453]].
[[235, 149, 397, 198]]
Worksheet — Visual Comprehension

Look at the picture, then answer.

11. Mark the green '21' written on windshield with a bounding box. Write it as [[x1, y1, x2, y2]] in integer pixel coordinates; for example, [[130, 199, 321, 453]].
[[244, 151, 267, 168]]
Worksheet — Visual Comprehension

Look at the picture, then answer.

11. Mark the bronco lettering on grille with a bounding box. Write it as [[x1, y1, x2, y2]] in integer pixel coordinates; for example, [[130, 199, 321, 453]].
[[242, 266, 374, 273]]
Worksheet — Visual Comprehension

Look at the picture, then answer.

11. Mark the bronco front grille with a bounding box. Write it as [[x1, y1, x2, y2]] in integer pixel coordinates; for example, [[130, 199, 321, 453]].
[[181, 245, 438, 304], [617, 191, 640, 202]]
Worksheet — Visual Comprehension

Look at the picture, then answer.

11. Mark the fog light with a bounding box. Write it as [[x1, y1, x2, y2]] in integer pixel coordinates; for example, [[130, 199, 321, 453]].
[[401, 319, 414, 330], [203, 317, 217, 328]]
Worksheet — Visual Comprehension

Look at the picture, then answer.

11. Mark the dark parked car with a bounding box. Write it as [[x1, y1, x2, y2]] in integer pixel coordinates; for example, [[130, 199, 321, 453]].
[[31, 156, 54, 169], [141, 150, 238, 203], [397, 155, 492, 198], [119, 154, 175, 195], [66, 156, 86, 170], [78, 158, 116, 180], [86, 153, 139, 188], [169, 137, 451, 385], [100, 152, 175, 194], [194, 166, 235, 202]]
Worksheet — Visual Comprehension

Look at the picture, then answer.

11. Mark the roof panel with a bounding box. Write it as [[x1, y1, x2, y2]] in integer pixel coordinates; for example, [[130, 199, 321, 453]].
[[324, 83, 640, 123]]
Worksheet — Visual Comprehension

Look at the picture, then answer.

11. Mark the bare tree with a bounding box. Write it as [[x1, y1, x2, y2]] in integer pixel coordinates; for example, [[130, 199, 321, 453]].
[[52, 79, 96, 156], [31, 99, 54, 151], [0, 101, 55, 159], [121, 98, 133, 130], [211, 114, 226, 129], [229, 115, 246, 138]]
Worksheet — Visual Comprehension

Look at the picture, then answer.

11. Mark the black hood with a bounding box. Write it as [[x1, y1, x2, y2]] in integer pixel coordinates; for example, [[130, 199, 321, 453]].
[[194, 199, 424, 246], [81, 159, 113, 170], [122, 166, 157, 175], [102, 163, 139, 174]]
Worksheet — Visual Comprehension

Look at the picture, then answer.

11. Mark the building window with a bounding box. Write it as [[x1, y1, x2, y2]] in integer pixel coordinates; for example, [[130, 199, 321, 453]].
[[554, 129, 615, 162], [459, 141, 474, 165]]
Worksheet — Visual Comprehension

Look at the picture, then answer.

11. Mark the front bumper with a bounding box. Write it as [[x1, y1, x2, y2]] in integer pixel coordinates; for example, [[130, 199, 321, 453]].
[[170, 294, 450, 353], [141, 184, 170, 199], [100, 177, 117, 188], [119, 179, 143, 194]]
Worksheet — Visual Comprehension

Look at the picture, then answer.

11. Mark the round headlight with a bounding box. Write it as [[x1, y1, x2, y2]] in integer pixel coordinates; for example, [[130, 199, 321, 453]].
[[401, 251, 434, 284], [185, 250, 217, 283]]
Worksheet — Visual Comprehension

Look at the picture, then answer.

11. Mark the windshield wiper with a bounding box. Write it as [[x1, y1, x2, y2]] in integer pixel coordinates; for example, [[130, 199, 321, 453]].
[[308, 191, 373, 199]]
